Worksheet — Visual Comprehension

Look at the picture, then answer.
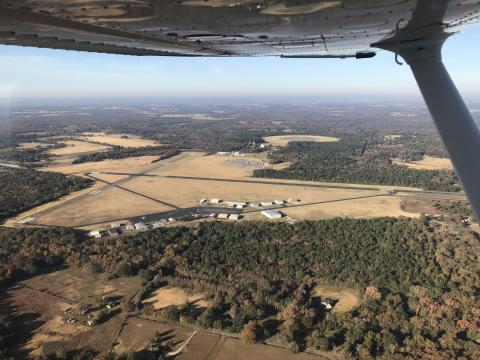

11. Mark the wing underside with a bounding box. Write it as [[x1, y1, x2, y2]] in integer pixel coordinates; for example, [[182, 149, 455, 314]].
[[0, 1, 479, 57]]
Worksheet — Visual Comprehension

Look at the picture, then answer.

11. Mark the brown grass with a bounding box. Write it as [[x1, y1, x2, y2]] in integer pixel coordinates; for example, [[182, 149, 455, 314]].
[[43, 155, 160, 176], [142, 287, 210, 310], [79, 132, 158, 148], [394, 156, 453, 170], [48, 140, 110, 156], [264, 135, 339, 146], [214, 338, 320, 360], [35, 186, 174, 227], [312, 286, 360, 313]]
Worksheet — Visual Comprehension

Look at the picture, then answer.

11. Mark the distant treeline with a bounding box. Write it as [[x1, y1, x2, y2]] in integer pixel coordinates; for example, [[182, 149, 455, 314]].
[[0, 168, 92, 221], [254, 141, 459, 192], [72, 146, 180, 163]]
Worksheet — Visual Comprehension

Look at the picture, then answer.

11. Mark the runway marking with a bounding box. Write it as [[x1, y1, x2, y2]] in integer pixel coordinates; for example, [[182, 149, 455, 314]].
[[88, 189, 102, 195], [17, 217, 35, 224]]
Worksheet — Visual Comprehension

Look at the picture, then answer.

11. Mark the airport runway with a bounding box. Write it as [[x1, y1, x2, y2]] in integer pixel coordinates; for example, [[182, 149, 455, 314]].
[[21, 155, 467, 227]]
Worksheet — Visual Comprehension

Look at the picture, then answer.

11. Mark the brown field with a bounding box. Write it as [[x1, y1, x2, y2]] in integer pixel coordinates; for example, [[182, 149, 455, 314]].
[[142, 287, 210, 310], [3, 182, 105, 227], [394, 156, 453, 170], [312, 286, 360, 313], [176, 332, 220, 360], [4, 267, 142, 358], [114, 317, 192, 354], [264, 135, 339, 146], [43, 155, 161, 176], [35, 186, 174, 227], [79, 132, 158, 148], [48, 140, 111, 156], [22, 266, 142, 304], [214, 338, 321, 360], [17, 142, 47, 149]]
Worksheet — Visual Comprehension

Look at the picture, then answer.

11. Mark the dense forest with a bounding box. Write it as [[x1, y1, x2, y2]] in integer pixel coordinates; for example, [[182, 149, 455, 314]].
[[72, 146, 180, 163], [254, 140, 459, 191], [1, 217, 479, 358], [0, 168, 92, 221]]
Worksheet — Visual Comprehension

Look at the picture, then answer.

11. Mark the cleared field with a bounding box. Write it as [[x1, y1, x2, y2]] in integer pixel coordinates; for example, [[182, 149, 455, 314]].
[[79, 132, 158, 148], [142, 287, 210, 310], [5, 267, 142, 358], [214, 337, 321, 360], [22, 266, 142, 304], [264, 135, 339, 146], [312, 286, 360, 313], [43, 155, 161, 176], [394, 156, 453, 170], [17, 142, 47, 149], [3, 182, 103, 227], [34, 186, 174, 227], [48, 140, 111, 156], [114, 317, 194, 355]]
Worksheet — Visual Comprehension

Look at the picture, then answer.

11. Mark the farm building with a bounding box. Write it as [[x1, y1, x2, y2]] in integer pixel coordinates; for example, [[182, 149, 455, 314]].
[[210, 198, 222, 204], [217, 213, 230, 220], [229, 214, 241, 220], [89, 230, 101, 237], [227, 201, 247, 208], [288, 198, 301, 204], [199, 199, 207, 204], [274, 199, 285, 205], [125, 224, 135, 230], [134, 222, 148, 231], [261, 200, 274, 206], [250, 202, 261, 208], [261, 210, 283, 219]]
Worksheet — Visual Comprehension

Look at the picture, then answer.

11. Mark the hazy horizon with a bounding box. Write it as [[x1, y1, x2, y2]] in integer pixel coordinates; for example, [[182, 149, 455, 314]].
[[1, 26, 479, 102]]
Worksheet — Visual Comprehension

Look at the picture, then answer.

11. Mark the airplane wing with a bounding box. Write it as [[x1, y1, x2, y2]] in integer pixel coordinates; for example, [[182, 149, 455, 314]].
[[2, 0, 480, 218], [0, 1, 478, 58]]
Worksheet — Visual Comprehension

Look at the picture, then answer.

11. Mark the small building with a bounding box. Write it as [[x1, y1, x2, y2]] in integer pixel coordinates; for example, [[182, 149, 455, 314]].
[[288, 198, 300, 204], [250, 202, 261, 208], [321, 300, 334, 310], [274, 199, 285, 205], [261, 200, 274, 206], [199, 199, 207, 204], [209, 213, 217, 218], [134, 222, 148, 231], [210, 198, 222, 204], [108, 229, 120, 237], [110, 223, 121, 229], [125, 224, 135, 230], [168, 217, 176, 223], [261, 210, 283, 219], [217, 213, 230, 220], [89, 230, 101, 237], [229, 214, 241, 220]]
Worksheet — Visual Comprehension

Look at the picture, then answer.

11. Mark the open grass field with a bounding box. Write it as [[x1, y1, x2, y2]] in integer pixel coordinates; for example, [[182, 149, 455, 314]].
[[3, 267, 143, 358], [17, 142, 47, 149], [214, 338, 321, 360], [79, 132, 158, 148], [264, 135, 339, 146], [394, 156, 453, 170], [21, 266, 142, 304], [34, 186, 174, 227], [43, 155, 160, 176], [142, 287, 210, 310], [48, 140, 111, 156], [312, 286, 360, 313]]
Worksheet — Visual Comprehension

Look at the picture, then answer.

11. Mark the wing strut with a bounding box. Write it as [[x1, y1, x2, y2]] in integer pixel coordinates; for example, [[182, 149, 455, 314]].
[[380, 36, 480, 219]]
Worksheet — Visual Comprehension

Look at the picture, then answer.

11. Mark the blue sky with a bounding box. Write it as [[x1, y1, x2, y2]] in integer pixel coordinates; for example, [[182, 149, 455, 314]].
[[0, 26, 479, 102]]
